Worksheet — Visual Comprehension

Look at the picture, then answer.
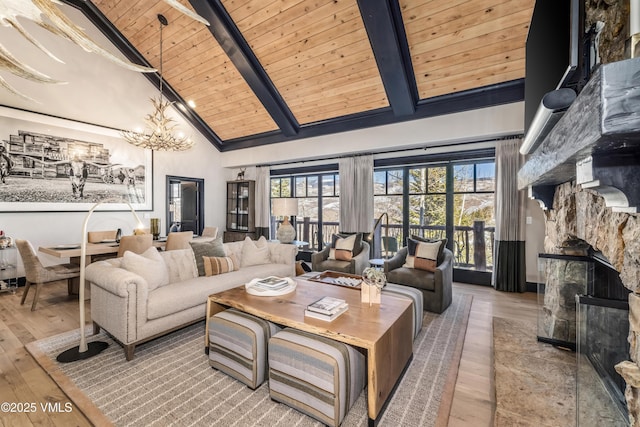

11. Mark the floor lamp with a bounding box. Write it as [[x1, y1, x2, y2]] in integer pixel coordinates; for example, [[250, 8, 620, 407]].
[[57, 199, 144, 363], [367, 212, 389, 260]]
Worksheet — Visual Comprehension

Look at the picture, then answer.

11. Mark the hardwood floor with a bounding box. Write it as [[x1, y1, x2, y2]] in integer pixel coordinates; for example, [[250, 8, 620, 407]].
[[0, 281, 537, 426]]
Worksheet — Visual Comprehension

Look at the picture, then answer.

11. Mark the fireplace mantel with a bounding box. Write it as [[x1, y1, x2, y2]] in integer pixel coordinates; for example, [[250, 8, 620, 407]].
[[518, 58, 640, 211]]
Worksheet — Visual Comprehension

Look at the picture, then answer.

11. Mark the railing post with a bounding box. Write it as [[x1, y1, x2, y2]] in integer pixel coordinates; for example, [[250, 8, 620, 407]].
[[473, 220, 486, 271], [303, 217, 310, 244]]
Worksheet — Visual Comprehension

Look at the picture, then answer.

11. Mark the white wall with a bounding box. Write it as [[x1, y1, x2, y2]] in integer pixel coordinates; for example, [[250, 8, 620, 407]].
[[220, 103, 525, 168], [0, 114, 224, 274], [0, 4, 226, 274]]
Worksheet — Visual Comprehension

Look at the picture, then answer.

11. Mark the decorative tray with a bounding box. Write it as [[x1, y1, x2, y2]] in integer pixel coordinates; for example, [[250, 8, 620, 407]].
[[306, 270, 363, 289]]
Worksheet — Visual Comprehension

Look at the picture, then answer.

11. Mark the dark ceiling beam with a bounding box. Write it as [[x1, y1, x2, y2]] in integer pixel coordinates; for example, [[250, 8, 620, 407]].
[[357, 0, 417, 117], [189, 0, 299, 137], [62, 0, 224, 150], [219, 79, 524, 151]]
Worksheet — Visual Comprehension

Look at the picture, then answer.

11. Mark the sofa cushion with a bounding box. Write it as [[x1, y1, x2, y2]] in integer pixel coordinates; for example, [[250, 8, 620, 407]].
[[160, 248, 198, 283], [146, 262, 293, 320], [404, 238, 442, 272], [411, 235, 447, 264], [329, 233, 357, 261], [120, 247, 169, 291], [241, 236, 271, 267], [203, 254, 239, 276], [190, 237, 226, 276], [387, 267, 436, 292]]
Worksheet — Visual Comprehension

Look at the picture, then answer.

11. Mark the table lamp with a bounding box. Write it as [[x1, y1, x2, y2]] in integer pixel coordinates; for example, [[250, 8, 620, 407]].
[[272, 198, 298, 244]]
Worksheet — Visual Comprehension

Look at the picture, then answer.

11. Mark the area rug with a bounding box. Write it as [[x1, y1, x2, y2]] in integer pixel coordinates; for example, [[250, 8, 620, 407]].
[[27, 294, 472, 427], [493, 317, 576, 427]]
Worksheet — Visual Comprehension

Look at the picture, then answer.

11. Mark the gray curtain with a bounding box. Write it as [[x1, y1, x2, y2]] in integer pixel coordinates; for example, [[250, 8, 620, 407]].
[[492, 138, 526, 292], [254, 166, 271, 239], [339, 155, 373, 233]]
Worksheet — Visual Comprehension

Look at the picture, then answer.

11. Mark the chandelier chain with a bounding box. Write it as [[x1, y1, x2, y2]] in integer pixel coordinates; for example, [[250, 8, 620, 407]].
[[120, 13, 193, 151]]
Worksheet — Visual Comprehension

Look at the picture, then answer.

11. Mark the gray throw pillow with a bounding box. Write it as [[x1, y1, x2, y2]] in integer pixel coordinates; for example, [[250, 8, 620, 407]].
[[189, 237, 226, 276]]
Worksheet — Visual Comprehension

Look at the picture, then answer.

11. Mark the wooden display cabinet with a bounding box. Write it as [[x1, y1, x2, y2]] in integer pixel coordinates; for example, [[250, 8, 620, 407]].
[[224, 180, 256, 242]]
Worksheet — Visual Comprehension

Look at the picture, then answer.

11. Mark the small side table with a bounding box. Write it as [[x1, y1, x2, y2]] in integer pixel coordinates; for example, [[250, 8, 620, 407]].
[[369, 258, 385, 269], [269, 240, 309, 248], [0, 247, 18, 294]]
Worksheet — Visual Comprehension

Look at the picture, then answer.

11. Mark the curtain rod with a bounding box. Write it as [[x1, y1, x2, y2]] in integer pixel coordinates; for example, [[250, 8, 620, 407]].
[[257, 133, 522, 168]]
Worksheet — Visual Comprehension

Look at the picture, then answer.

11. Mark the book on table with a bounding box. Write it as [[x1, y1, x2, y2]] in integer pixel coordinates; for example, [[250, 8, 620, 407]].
[[252, 276, 290, 290], [304, 301, 348, 321], [306, 296, 348, 315]]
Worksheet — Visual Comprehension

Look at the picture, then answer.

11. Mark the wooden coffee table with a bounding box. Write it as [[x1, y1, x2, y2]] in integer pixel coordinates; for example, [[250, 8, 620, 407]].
[[205, 277, 413, 425]]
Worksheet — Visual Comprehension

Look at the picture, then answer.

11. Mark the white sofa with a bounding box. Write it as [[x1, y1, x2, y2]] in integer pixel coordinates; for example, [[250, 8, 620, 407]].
[[85, 240, 297, 360]]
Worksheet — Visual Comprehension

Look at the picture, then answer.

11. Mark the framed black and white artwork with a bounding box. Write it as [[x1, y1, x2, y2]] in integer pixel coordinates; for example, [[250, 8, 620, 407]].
[[0, 106, 153, 212]]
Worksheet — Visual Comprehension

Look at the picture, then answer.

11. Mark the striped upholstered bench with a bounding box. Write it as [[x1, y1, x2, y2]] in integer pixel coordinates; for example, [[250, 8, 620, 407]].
[[382, 283, 424, 340], [208, 308, 281, 389], [268, 328, 365, 427]]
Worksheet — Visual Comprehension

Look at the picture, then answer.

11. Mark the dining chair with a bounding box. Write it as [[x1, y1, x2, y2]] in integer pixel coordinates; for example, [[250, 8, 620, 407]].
[[165, 231, 194, 251], [16, 239, 81, 311], [201, 226, 218, 239], [117, 234, 153, 258]]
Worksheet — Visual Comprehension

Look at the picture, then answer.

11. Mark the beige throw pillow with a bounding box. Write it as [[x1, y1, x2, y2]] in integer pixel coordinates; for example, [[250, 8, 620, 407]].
[[240, 236, 271, 267], [160, 248, 198, 283], [120, 247, 169, 290], [403, 238, 442, 272], [329, 233, 357, 261]]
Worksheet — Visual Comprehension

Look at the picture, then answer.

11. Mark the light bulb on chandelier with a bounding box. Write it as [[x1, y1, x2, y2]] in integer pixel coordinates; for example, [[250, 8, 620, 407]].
[[121, 14, 194, 151]]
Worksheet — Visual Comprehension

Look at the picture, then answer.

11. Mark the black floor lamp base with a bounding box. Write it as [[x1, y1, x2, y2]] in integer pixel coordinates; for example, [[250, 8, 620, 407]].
[[56, 341, 109, 363]]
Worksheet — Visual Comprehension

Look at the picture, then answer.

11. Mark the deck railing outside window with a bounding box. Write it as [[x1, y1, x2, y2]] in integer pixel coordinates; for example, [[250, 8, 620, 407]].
[[281, 217, 494, 271]]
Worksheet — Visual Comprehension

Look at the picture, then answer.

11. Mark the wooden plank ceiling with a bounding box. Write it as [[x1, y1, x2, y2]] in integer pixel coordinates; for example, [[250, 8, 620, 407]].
[[81, 0, 535, 151]]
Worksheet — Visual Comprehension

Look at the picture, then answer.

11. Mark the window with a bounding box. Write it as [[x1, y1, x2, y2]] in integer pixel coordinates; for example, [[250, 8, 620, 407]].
[[452, 161, 495, 272], [374, 169, 403, 254], [373, 155, 495, 280], [271, 177, 291, 198], [271, 171, 339, 249]]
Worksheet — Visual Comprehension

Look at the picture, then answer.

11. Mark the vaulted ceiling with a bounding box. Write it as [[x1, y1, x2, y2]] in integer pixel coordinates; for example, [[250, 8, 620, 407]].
[[64, 0, 535, 151]]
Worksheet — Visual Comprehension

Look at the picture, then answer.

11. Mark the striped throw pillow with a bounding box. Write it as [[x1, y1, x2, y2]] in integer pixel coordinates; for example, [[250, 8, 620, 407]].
[[403, 238, 442, 272], [203, 254, 239, 276]]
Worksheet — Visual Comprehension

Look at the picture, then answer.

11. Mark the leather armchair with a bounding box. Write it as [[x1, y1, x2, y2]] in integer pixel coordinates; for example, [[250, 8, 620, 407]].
[[384, 246, 453, 313], [312, 240, 370, 276]]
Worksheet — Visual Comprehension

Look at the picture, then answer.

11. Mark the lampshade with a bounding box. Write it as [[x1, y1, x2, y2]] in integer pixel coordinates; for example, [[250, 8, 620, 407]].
[[272, 198, 299, 217]]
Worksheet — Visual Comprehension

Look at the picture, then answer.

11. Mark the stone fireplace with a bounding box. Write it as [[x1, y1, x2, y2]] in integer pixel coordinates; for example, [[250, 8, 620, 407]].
[[544, 181, 640, 425]]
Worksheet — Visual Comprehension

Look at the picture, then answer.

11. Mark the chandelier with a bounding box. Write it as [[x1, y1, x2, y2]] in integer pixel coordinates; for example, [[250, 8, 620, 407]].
[[122, 14, 194, 151]]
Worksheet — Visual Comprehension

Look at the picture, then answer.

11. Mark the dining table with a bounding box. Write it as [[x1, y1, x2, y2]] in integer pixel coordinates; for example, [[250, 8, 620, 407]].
[[38, 238, 169, 295]]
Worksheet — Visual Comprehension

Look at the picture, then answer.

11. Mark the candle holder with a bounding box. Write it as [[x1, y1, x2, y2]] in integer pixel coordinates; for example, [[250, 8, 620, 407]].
[[150, 218, 160, 240]]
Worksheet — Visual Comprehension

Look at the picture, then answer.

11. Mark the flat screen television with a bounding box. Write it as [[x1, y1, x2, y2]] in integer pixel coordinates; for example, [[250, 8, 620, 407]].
[[524, 0, 586, 134]]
